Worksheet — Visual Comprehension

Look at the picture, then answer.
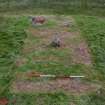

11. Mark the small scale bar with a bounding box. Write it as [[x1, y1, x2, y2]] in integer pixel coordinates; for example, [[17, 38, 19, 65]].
[[38, 75, 85, 78], [40, 75, 56, 78], [69, 76, 85, 78]]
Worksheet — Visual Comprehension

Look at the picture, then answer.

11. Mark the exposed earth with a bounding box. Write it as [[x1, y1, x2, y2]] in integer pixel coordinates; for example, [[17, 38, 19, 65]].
[[11, 16, 99, 95]]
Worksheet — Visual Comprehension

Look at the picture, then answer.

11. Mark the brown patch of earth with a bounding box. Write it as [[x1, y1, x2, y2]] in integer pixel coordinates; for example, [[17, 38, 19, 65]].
[[11, 16, 95, 96], [19, 30, 92, 66], [71, 42, 92, 65], [15, 16, 92, 69], [11, 79, 100, 95], [31, 56, 63, 62], [22, 28, 77, 54], [25, 28, 92, 65], [29, 28, 78, 39]]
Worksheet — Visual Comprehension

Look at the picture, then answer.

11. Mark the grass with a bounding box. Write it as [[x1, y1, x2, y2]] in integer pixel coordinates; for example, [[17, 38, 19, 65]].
[[0, 15, 105, 105], [6, 92, 70, 105], [5, 91, 105, 105], [77, 90, 105, 105], [0, 0, 105, 16], [0, 16, 29, 95], [74, 15, 105, 80]]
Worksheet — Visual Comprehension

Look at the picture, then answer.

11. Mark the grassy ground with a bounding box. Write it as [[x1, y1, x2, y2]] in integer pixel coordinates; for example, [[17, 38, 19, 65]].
[[74, 15, 105, 81], [0, 15, 105, 105], [0, 0, 105, 16], [0, 16, 29, 95], [15, 16, 90, 76]]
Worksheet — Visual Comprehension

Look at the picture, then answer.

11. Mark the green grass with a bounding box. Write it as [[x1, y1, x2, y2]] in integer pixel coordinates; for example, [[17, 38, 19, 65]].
[[6, 92, 70, 105], [0, 15, 105, 105], [0, 16, 29, 95], [17, 63, 85, 75], [0, 0, 105, 16], [4, 91, 105, 105], [74, 15, 105, 80], [77, 90, 105, 105]]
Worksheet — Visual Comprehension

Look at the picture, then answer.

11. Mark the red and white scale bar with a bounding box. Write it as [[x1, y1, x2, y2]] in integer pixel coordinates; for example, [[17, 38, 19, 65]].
[[38, 75, 85, 78]]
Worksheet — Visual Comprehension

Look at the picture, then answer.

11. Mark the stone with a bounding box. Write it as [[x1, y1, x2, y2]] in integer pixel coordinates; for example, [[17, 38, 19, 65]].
[[32, 16, 46, 25], [50, 35, 61, 47]]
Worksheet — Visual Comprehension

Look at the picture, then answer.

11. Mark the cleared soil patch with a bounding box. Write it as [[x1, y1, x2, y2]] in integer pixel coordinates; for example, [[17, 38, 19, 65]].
[[71, 42, 92, 65], [12, 16, 93, 95], [11, 79, 99, 95], [21, 27, 92, 65], [20, 16, 91, 66]]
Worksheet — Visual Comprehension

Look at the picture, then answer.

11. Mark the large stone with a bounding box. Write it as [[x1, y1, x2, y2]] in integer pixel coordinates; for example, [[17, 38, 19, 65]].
[[50, 35, 61, 47]]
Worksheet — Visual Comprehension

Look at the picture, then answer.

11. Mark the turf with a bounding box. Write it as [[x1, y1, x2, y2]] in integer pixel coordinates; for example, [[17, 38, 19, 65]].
[[74, 15, 105, 81], [0, 0, 105, 16], [0, 16, 29, 95], [0, 15, 105, 105]]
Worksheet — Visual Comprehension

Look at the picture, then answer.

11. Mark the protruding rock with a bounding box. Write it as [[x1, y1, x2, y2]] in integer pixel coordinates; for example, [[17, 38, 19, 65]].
[[32, 16, 46, 25], [50, 34, 61, 47]]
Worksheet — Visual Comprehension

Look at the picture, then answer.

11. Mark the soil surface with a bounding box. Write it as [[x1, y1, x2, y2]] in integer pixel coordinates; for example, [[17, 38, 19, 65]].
[[11, 79, 99, 94], [12, 16, 94, 94]]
